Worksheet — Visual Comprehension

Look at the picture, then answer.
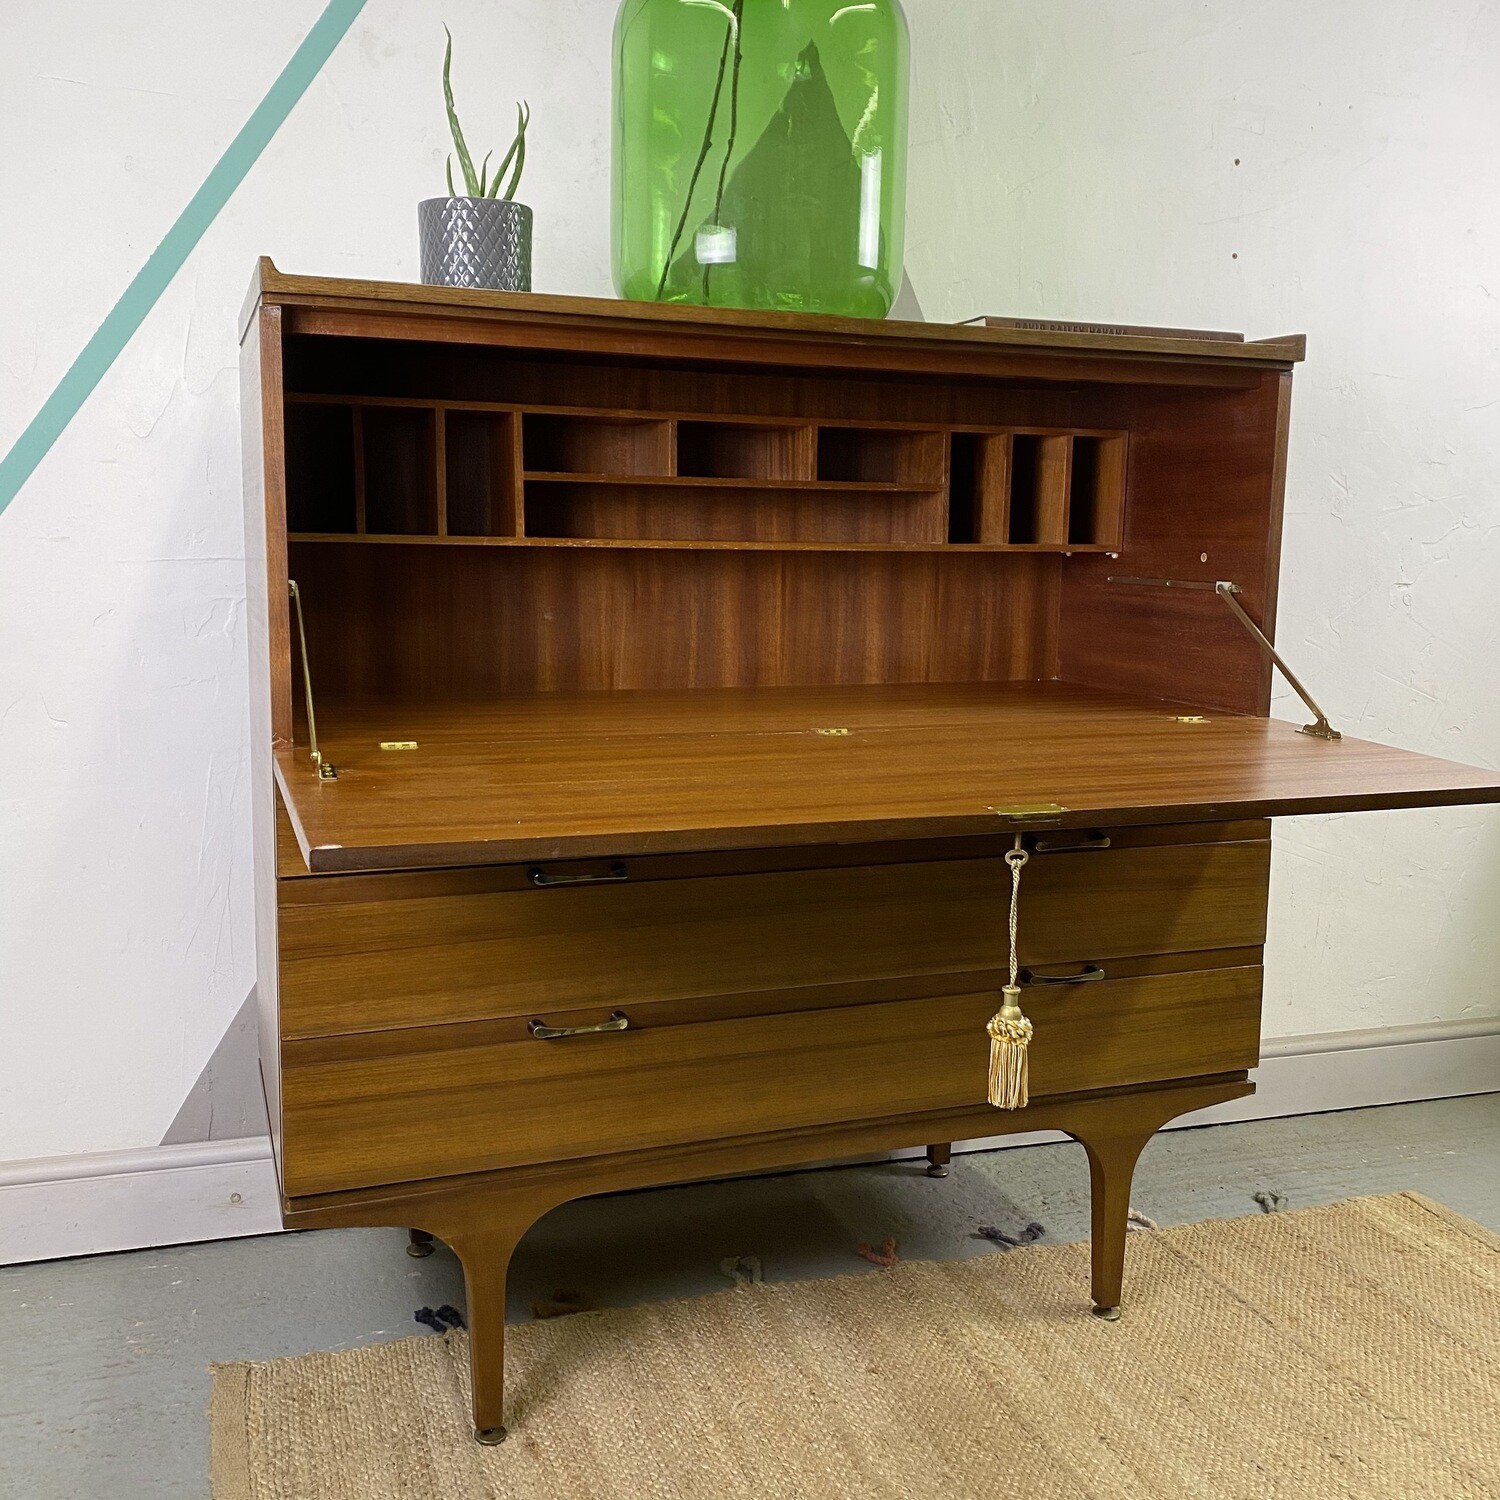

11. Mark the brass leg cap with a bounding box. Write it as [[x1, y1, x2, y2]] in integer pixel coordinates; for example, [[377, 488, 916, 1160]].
[[475, 1426, 509, 1446], [406, 1241, 435, 1258], [926, 1164, 950, 1179], [1091, 1305, 1122, 1322]]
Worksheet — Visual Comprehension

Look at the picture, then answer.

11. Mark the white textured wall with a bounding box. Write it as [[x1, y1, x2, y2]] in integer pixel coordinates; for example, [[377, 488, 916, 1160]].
[[1, 0, 1496, 1165], [0, 0, 617, 1161], [905, 0, 1500, 1038]]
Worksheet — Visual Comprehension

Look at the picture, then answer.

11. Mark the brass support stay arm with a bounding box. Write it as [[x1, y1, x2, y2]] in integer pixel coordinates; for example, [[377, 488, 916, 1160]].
[[288, 579, 338, 779], [1106, 575, 1341, 741]]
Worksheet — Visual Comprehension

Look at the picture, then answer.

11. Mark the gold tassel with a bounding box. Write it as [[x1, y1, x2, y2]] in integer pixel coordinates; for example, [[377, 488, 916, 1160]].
[[987, 983, 1033, 1110], [987, 836, 1034, 1110]]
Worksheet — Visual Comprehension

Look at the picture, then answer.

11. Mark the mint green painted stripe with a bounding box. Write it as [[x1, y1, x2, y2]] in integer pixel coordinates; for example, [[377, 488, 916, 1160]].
[[0, 0, 367, 518]]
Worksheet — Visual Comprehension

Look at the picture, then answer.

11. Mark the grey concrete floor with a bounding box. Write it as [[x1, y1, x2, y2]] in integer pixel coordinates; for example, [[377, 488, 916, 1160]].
[[2, 1094, 1498, 1500]]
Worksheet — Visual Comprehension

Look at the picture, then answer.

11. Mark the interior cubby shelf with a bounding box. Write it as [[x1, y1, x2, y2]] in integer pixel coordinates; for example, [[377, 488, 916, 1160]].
[[283, 394, 1128, 554], [523, 474, 934, 492], [287, 534, 1119, 554]]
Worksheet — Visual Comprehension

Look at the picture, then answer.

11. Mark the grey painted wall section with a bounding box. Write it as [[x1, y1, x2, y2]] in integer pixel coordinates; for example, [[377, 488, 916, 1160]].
[[161, 987, 268, 1145]]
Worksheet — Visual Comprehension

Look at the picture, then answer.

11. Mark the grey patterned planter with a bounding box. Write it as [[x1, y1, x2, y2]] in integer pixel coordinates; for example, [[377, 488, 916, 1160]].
[[418, 197, 533, 291]]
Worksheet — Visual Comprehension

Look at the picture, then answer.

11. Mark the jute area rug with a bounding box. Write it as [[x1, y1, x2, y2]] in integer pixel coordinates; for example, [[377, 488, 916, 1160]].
[[211, 1192, 1500, 1499]]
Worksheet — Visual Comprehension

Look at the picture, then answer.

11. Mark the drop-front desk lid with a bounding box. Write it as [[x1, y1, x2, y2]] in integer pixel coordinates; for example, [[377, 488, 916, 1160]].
[[272, 682, 1500, 874]]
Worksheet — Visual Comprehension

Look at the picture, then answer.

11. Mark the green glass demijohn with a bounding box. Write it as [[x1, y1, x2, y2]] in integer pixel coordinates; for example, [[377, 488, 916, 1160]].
[[612, 0, 910, 318]]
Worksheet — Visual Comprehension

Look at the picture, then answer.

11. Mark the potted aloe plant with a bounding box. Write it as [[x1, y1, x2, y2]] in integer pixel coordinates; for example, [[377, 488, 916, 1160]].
[[418, 28, 533, 291]]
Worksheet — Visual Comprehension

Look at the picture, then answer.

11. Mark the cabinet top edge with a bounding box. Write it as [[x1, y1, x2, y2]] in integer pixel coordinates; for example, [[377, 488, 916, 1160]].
[[239, 258, 1307, 370]]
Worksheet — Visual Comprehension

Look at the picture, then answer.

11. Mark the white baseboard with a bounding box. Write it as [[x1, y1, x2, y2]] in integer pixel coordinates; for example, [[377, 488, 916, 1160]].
[[3, 1017, 1497, 1265], [0, 1135, 282, 1266], [930, 1015, 1500, 1159], [1179, 1016, 1500, 1128]]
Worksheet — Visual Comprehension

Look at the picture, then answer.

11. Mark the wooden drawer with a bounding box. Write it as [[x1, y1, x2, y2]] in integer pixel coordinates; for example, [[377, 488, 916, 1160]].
[[278, 829, 1270, 1038], [279, 960, 1263, 1196]]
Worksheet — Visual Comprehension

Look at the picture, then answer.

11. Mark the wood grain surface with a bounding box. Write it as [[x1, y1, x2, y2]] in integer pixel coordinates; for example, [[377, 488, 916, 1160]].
[[277, 833, 1269, 1037], [241, 305, 285, 1155], [284, 543, 1060, 704], [274, 1073, 1254, 1436], [274, 681, 1500, 872], [245, 258, 1305, 369], [236, 265, 1442, 1442], [278, 965, 1263, 1196]]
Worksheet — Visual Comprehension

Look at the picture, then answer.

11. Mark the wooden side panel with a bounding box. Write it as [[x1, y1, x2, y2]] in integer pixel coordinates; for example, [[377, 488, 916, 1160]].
[[240, 304, 286, 1165], [1086, 433, 1129, 548], [974, 434, 1014, 543], [279, 965, 1264, 1195], [252, 307, 291, 743], [1057, 375, 1290, 713], [1035, 435, 1072, 545], [1258, 371, 1294, 675], [277, 837, 1271, 1037]]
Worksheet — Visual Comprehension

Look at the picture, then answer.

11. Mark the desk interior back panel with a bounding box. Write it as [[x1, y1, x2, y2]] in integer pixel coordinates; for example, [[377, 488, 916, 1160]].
[[286, 544, 1060, 696]]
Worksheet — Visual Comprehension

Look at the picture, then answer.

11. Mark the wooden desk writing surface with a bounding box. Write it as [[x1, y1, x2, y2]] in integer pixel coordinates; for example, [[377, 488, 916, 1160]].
[[240, 262, 1498, 1443], [275, 682, 1500, 872]]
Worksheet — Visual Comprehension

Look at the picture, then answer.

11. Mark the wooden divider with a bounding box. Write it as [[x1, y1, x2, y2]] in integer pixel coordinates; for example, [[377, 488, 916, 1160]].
[[282, 394, 1127, 553], [946, 428, 1127, 549]]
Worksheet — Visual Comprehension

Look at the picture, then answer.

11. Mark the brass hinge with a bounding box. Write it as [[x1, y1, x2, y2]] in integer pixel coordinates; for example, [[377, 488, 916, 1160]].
[[1106, 576, 1341, 741], [988, 802, 1067, 823], [288, 579, 337, 780]]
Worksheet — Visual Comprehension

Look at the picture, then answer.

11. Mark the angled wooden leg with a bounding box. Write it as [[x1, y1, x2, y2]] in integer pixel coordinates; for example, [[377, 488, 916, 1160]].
[[406, 1228, 436, 1258], [441, 1194, 554, 1445], [1066, 1107, 1161, 1319], [446, 1225, 523, 1442], [925, 1142, 953, 1179]]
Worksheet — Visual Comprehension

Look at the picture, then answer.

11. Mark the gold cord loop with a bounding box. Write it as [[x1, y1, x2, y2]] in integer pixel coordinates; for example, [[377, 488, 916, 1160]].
[[987, 834, 1034, 1110]]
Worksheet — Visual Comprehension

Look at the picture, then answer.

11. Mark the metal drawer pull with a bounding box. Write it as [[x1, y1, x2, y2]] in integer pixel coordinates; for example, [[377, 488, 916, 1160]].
[[1032, 833, 1112, 853], [1022, 965, 1107, 986], [528, 1010, 631, 1040], [528, 862, 629, 888]]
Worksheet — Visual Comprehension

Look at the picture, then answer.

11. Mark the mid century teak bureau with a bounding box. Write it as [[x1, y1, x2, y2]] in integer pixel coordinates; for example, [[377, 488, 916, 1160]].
[[240, 259, 1500, 1443]]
